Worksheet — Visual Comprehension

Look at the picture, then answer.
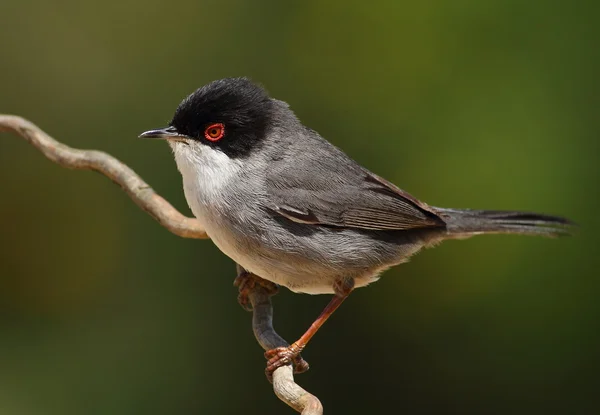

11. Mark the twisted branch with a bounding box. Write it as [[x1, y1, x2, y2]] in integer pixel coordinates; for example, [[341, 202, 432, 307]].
[[0, 114, 322, 414], [0, 115, 207, 239], [249, 285, 323, 414]]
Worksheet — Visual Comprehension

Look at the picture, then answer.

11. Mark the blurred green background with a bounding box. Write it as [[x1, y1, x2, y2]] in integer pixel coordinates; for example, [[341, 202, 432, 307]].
[[1, 1, 598, 414]]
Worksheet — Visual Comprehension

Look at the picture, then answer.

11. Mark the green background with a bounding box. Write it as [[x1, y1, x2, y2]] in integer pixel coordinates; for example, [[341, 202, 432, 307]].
[[1, 1, 598, 414]]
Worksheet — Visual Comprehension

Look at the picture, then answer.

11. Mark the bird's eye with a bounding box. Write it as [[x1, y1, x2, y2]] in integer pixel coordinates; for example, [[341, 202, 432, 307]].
[[204, 123, 225, 141]]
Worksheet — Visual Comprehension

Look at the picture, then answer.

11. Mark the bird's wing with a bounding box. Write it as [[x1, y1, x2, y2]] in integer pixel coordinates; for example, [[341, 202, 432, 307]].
[[266, 145, 445, 231]]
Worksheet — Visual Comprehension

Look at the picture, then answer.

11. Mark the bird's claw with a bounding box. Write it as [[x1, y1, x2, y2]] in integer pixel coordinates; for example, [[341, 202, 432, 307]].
[[264, 342, 309, 381], [234, 271, 278, 311]]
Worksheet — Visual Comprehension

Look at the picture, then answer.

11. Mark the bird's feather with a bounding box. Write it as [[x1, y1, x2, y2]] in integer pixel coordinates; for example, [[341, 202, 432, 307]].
[[266, 134, 445, 231]]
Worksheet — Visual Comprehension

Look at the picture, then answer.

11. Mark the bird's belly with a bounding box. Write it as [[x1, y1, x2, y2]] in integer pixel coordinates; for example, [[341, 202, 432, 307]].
[[203, 221, 399, 296], [185, 188, 412, 295], [197, 215, 342, 294], [177, 164, 343, 293]]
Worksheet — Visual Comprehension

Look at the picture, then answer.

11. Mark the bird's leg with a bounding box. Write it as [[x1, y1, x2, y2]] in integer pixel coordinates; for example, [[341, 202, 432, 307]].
[[234, 264, 278, 311], [264, 277, 355, 378]]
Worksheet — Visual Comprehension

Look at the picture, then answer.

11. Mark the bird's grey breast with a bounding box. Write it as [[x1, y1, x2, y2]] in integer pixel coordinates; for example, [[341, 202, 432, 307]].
[[171, 142, 283, 276]]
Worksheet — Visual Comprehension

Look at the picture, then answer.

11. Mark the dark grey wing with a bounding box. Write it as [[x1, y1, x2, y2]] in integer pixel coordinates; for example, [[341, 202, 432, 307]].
[[266, 140, 445, 231]]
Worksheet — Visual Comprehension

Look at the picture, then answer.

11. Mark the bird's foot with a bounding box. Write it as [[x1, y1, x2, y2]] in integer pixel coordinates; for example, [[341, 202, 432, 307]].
[[233, 270, 279, 311], [264, 342, 309, 381]]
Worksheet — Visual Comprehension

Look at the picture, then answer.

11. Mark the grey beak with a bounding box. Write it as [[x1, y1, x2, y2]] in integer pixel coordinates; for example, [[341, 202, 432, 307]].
[[139, 126, 189, 142]]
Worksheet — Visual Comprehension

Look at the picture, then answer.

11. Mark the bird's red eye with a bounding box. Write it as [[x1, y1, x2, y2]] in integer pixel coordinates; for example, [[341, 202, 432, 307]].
[[204, 123, 225, 141]]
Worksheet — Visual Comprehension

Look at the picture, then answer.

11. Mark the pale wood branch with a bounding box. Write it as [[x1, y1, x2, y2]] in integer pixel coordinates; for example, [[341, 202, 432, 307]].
[[249, 285, 323, 414], [0, 114, 322, 413], [0, 114, 207, 239]]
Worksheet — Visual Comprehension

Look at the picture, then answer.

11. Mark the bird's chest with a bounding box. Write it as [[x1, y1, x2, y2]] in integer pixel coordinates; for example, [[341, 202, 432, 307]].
[[174, 146, 263, 263], [182, 172, 253, 266], [179, 164, 243, 245], [174, 144, 243, 218]]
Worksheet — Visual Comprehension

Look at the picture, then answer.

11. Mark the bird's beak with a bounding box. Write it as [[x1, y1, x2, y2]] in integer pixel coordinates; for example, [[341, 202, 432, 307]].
[[139, 126, 190, 143]]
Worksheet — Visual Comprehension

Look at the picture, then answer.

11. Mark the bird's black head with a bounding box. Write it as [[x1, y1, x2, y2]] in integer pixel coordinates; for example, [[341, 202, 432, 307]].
[[141, 77, 274, 158]]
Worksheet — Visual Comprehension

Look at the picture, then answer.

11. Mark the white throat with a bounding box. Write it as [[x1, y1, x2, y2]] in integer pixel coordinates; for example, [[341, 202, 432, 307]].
[[170, 141, 243, 219]]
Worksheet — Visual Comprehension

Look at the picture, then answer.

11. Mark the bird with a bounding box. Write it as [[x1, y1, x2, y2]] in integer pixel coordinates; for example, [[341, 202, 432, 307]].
[[139, 77, 573, 376]]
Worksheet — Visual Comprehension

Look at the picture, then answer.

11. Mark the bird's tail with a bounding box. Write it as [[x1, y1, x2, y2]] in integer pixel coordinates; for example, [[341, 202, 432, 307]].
[[433, 207, 574, 238]]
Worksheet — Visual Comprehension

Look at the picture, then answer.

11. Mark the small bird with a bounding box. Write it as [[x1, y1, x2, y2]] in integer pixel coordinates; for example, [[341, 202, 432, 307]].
[[140, 77, 572, 376]]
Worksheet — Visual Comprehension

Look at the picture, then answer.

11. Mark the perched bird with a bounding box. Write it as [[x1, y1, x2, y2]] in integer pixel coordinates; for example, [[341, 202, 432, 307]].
[[140, 77, 572, 376]]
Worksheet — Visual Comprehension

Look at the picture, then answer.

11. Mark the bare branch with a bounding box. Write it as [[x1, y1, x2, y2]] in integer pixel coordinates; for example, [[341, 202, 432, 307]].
[[1, 114, 323, 413], [0, 115, 207, 239], [249, 285, 323, 415]]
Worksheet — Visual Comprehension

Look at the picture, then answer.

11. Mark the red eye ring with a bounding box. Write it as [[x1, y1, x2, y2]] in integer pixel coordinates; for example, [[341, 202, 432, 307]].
[[204, 123, 225, 141]]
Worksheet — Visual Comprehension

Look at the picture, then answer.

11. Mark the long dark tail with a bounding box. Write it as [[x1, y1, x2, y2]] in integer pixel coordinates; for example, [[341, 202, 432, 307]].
[[433, 207, 574, 238]]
